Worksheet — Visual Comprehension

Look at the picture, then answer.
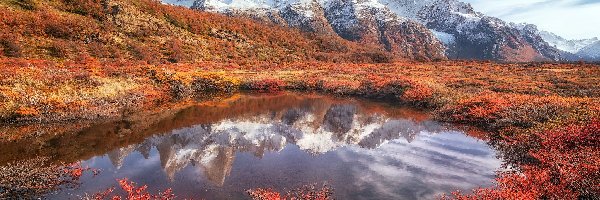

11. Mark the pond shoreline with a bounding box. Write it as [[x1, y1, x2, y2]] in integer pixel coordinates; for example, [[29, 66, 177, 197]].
[[3, 92, 502, 199], [1, 60, 598, 199], [0, 90, 435, 141], [2, 91, 466, 165]]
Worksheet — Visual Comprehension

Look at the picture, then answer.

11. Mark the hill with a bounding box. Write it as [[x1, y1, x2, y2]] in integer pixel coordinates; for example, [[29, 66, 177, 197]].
[[0, 0, 430, 64], [183, 0, 563, 62]]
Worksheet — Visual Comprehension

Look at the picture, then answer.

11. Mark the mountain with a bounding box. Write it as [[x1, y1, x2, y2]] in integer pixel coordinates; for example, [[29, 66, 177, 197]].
[[509, 23, 562, 61], [0, 0, 413, 63], [577, 41, 600, 61], [411, 1, 559, 61], [190, 0, 447, 60], [524, 27, 600, 61], [170, 0, 562, 61], [0, 0, 580, 62], [538, 31, 598, 54]]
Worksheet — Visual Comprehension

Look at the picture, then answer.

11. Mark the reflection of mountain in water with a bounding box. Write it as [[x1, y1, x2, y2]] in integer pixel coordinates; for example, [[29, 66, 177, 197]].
[[106, 100, 448, 186]]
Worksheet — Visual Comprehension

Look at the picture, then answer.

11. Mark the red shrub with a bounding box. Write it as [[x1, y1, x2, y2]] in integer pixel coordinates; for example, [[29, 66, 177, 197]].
[[243, 79, 285, 92], [450, 92, 510, 123], [448, 120, 600, 199], [401, 83, 434, 102], [166, 39, 186, 63], [247, 184, 333, 200], [247, 188, 282, 200], [92, 179, 175, 200], [0, 37, 22, 57], [48, 41, 71, 58], [62, 0, 107, 20]]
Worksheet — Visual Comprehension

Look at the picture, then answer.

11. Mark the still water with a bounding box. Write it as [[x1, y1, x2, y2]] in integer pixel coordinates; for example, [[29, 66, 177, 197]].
[[37, 92, 500, 199]]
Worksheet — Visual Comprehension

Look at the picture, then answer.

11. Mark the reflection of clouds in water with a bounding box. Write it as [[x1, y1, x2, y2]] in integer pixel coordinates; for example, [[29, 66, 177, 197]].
[[102, 112, 491, 188], [88, 94, 501, 198], [338, 132, 501, 199], [44, 93, 503, 199], [104, 115, 491, 191]]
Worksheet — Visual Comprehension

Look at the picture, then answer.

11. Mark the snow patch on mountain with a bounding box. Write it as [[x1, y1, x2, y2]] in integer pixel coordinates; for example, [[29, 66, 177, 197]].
[[577, 41, 600, 60], [377, 0, 427, 19], [194, 0, 272, 12], [162, 0, 197, 7], [430, 29, 455, 45], [163, 0, 563, 61], [538, 31, 599, 54]]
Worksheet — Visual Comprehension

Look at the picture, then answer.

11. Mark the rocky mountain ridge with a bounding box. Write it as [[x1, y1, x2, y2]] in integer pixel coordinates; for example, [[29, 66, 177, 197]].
[[535, 29, 600, 61], [162, 0, 565, 62]]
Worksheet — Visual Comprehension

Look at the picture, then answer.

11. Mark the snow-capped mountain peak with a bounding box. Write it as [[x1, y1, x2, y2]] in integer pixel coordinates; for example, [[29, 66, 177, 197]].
[[538, 30, 598, 54], [509, 23, 600, 61], [577, 41, 600, 60], [163, 0, 565, 61]]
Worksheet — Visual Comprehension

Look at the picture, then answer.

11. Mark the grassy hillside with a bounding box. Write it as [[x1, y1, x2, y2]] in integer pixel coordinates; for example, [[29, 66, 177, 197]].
[[0, 0, 399, 64]]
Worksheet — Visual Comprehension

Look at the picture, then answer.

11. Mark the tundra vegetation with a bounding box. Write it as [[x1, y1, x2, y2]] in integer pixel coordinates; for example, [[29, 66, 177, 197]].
[[0, 0, 598, 199]]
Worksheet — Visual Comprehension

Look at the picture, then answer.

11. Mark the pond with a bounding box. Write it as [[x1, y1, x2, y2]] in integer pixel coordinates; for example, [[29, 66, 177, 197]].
[[7, 92, 502, 199]]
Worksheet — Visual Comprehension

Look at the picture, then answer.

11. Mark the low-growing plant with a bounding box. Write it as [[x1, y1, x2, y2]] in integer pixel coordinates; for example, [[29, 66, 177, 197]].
[[191, 75, 237, 93], [13, 0, 38, 10], [87, 179, 175, 200], [247, 184, 334, 200], [0, 158, 90, 198], [0, 37, 22, 57], [47, 41, 71, 58], [447, 120, 600, 199]]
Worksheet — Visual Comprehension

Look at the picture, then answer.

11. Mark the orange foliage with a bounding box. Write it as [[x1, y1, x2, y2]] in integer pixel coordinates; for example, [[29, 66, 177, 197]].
[[0, 0, 399, 64], [247, 188, 282, 200], [14, 107, 40, 117], [247, 184, 334, 200], [62, 0, 108, 20], [448, 120, 600, 199], [400, 82, 434, 102], [438, 91, 589, 129], [450, 92, 511, 122], [242, 79, 285, 92], [92, 179, 175, 200], [0, 57, 598, 199]]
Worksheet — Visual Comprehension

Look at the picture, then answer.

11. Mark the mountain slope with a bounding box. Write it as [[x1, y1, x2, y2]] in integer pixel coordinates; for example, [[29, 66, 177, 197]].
[[577, 41, 600, 61], [538, 31, 598, 54], [190, 0, 447, 60], [0, 0, 408, 64], [509, 23, 562, 61], [181, 0, 562, 62], [527, 27, 600, 61]]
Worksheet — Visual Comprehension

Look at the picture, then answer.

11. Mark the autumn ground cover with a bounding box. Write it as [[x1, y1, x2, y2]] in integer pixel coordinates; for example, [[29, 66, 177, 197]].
[[1, 0, 598, 199], [0, 57, 599, 199], [0, 0, 399, 65], [0, 157, 92, 198]]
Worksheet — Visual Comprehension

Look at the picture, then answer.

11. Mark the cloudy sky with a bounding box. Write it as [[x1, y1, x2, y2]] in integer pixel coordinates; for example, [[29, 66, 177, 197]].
[[462, 0, 600, 40]]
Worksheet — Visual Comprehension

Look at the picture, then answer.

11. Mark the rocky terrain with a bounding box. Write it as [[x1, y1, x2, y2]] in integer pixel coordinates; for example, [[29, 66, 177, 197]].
[[170, 0, 566, 61], [520, 24, 600, 61]]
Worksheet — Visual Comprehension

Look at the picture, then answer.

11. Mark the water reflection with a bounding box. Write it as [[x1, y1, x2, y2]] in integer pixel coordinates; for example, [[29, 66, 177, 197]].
[[112, 110, 444, 184], [35, 93, 500, 199]]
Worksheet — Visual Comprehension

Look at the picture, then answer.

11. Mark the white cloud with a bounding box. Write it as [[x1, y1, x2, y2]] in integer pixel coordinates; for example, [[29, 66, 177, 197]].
[[462, 0, 600, 40]]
